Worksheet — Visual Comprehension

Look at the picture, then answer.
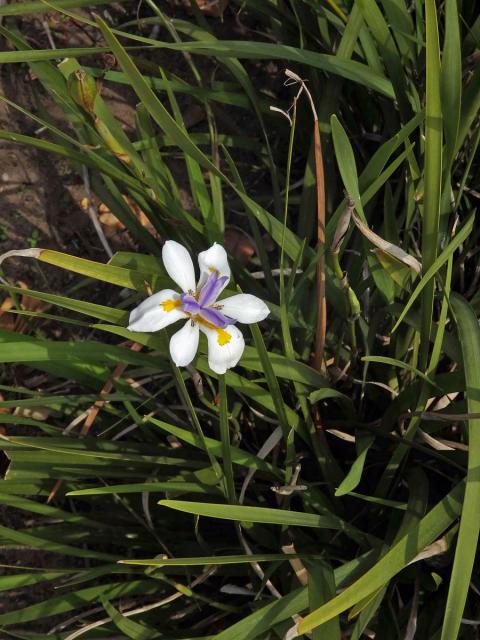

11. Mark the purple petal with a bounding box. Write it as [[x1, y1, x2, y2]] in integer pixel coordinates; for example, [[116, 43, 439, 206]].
[[198, 271, 228, 306], [199, 306, 235, 329], [180, 293, 201, 315]]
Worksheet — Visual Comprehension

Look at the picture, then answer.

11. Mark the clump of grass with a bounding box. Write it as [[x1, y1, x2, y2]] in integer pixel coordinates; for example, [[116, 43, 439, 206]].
[[0, 0, 479, 638]]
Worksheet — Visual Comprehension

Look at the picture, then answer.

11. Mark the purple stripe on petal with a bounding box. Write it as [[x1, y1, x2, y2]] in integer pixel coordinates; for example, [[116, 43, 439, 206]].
[[198, 271, 228, 306], [180, 293, 201, 315], [200, 306, 235, 329]]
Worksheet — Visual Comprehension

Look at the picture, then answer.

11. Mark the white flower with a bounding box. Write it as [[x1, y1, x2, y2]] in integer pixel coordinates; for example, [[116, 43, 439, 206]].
[[128, 241, 270, 374]]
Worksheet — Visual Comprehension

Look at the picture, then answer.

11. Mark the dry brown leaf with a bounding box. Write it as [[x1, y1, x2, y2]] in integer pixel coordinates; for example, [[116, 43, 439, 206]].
[[326, 428, 356, 443], [352, 211, 422, 274], [98, 211, 123, 230], [0, 281, 50, 332], [14, 407, 53, 421], [418, 429, 468, 452], [0, 297, 15, 330], [331, 196, 354, 254], [408, 536, 449, 565], [224, 227, 255, 266], [96, 196, 160, 239], [418, 429, 455, 451], [0, 297, 14, 313], [282, 544, 308, 586], [0, 393, 11, 435], [172, 0, 229, 17]]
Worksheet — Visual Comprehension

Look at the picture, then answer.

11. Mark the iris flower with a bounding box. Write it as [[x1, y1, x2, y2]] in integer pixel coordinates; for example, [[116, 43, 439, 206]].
[[128, 241, 270, 374]]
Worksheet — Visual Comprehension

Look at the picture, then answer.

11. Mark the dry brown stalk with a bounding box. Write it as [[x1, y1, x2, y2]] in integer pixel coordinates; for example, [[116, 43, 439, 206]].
[[282, 70, 326, 372]]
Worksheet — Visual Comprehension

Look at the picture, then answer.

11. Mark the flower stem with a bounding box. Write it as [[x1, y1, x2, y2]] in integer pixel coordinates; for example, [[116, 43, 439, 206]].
[[173, 366, 224, 493], [331, 251, 360, 355], [219, 375, 236, 503]]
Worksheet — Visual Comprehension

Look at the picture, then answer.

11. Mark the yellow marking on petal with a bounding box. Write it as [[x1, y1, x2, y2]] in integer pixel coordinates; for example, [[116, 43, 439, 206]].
[[196, 316, 232, 346], [217, 328, 231, 346], [208, 266, 221, 276], [161, 299, 182, 312]]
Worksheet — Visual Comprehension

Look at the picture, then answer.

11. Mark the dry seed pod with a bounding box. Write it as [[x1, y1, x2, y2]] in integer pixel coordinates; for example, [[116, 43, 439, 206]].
[[67, 69, 98, 114], [331, 196, 355, 254], [352, 210, 421, 274]]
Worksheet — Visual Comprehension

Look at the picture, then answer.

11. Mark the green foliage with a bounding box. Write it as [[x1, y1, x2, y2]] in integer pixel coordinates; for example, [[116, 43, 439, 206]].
[[0, 0, 479, 638]]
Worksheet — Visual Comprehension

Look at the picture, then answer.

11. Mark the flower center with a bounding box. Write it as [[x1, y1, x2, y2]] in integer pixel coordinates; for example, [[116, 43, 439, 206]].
[[177, 269, 234, 330]]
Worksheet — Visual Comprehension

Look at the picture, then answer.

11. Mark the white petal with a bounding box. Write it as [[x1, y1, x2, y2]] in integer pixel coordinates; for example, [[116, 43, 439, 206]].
[[170, 320, 199, 367], [197, 243, 231, 291], [162, 240, 196, 293], [200, 322, 245, 374], [128, 289, 185, 332], [217, 294, 270, 324]]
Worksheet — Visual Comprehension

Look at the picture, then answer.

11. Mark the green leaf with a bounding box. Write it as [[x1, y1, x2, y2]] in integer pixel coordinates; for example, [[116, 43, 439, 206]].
[[297, 482, 464, 633], [419, 0, 443, 368], [330, 115, 363, 217], [249, 322, 292, 442], [372, 249, 414, 289], [441, 0, 462, 170], [102, 598, 160, 639], [0, 0, 127, 15], [3, 436, 203, 468], [361, 355, 440, 388], [67, 481, 221, 496], [335, 433, 375, 497], [120, 553, 324, 566], [159, 500, 352, 531], [0, 284, 129, 325], [147, 416, 279, 475], [392, 213, 474, 332], [219, 375, 236, 503], [440, 295, 480, 639], [0, 331, 161, 369], [357, 0, 410, 117], [307, 561, 341, 640], [0, 581, 157, 626], [134, 38, 394, 98], [0, 522, 116, 562]]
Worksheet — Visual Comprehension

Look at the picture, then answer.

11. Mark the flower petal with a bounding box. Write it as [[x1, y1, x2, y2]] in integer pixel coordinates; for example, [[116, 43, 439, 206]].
[[197, 243, 231, 292], [216, 294, 270, 324], [199, 306, 234, 329], [170, 320, 199, 367], [128, 289, 185, 332], [162, 240, 196, 293], [199, 322, 245, 374], [198, 270, 229, 306]]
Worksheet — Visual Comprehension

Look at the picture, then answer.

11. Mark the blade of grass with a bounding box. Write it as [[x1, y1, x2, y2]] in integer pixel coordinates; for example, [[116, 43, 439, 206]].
[[440, 294, 480, 639], [441, 0, 461, 173], [391, 213, 474, 332], [0, 581, 157, 626], [297, 482, 465, 633], [419, 0, 443, 369], [357, 0, 411, 118], [0, 0, 126, 15], [159, 500, 359, 532], [120, 553, 325, 566]]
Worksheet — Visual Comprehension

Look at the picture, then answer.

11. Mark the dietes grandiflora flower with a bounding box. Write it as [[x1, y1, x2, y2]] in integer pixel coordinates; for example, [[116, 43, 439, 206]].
[[128, 241, 270, 374]]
